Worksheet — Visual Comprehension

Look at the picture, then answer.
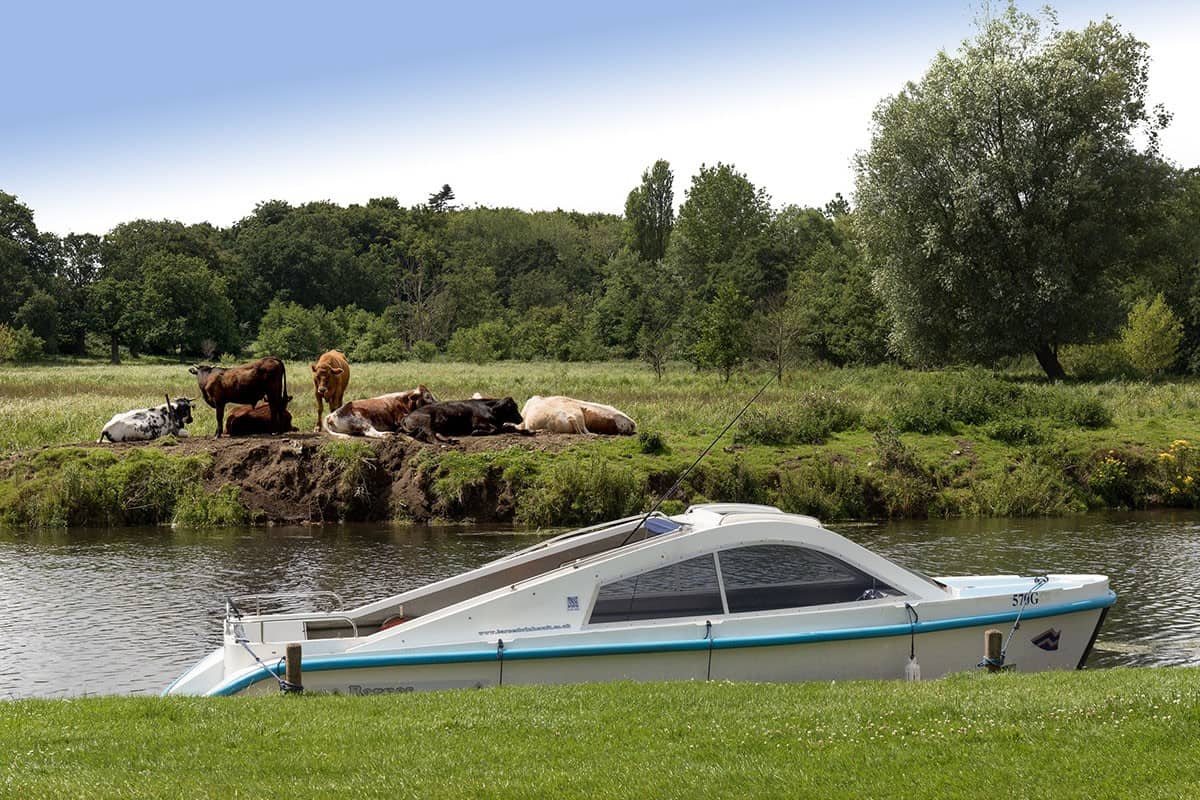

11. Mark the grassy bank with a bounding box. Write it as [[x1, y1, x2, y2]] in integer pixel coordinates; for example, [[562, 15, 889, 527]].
[[4, 360, 1200, 526], [2, 670, 1197, 798]]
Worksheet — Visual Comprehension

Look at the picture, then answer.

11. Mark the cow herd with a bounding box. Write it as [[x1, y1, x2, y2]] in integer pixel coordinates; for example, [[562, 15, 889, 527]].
[[96, 351, 637, 444]]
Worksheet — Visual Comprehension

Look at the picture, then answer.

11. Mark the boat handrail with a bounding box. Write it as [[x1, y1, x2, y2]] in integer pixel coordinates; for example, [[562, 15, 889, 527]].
[[227, 613, 360, 641], [227, 591, 345, 616]]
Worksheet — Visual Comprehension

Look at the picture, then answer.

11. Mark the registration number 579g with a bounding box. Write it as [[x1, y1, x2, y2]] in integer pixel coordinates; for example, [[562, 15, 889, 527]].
[[1012, 591, 1040, 607]]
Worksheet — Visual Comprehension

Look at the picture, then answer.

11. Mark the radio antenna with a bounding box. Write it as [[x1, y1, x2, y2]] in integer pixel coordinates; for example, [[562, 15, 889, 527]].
[[619, 372, 777, 547]]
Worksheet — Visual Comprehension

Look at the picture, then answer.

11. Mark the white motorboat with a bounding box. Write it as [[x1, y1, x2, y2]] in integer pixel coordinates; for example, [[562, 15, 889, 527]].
[[165, 504, 1115, 696]]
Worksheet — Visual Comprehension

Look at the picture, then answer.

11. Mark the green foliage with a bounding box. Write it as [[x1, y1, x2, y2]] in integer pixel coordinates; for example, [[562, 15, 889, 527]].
[[1121, 294, 1183, 375], [1057, 396, 1114, 430], [140, 253, 240, 357], [410, 340, 438, 361], [776, 456, 870, 520], [447, 319, 511, 364], [787, 230, 890, 366], [321, 439, 379, 513], [671, 162, 771, 297], [1087, 453, 1136, 508], [1061, 341, 1132, 380], [637, 430, 668, 455], [888, 370, 1027, 433], [517, 456, 645, 527], [1154, 438, 1200, 507], [173, 484, 249, 527], [624, 159, 674, 261], [693, 282, 751, 381], [0, 447, 210, 527], [255, 299, 332, 359], [736, 390, 860, 446], [14, 289, 58, 354], [968, 460, 1081, 517], [0, 323, 44, 362], [856, 5, 1167, 378], [985, 417, 1048, 446]]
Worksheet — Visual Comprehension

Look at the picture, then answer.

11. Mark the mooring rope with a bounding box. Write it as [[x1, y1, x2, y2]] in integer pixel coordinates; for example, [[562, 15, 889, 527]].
[[228, 597, 302, 693], [980, 575, 1050, 670]]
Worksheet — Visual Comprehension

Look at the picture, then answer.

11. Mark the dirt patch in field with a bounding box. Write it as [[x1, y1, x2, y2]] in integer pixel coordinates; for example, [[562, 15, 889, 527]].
[[4, 431, 591, 525]]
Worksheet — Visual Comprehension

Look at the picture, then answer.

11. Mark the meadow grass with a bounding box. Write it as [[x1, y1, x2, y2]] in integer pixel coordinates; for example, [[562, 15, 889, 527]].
[[5, 359, 1200, 523], [1, 669, 1196, 799]]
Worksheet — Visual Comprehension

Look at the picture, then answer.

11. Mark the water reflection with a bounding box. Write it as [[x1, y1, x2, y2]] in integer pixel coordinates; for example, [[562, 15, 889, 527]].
[[1, 512, 1198, 699]]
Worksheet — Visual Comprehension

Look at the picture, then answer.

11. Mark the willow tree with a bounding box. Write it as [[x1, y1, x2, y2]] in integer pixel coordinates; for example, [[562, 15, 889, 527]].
[[855, 5, 1168, 378]]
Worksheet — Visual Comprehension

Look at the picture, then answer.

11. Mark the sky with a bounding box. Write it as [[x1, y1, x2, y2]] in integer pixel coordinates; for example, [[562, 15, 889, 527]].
[[4, 0, 1198, 236]]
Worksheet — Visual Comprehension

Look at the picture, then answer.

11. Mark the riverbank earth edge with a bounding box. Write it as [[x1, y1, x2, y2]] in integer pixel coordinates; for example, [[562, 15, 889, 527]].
[[4, 361, 1200, 528]]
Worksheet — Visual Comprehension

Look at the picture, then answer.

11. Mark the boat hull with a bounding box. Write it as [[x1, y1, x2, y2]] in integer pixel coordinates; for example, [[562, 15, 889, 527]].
[[201, 598, 1110, 697]]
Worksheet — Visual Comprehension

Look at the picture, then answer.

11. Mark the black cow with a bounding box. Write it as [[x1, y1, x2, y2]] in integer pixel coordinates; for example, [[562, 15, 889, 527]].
[[399, 397, 527, 442]]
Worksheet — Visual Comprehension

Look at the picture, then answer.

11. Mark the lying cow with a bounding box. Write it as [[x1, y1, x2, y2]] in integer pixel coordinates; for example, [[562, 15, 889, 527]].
[[98, 396, 194, 443], [311, 350, 350, 431], [225, 398, 299, 436], [400, 397, 526, 443], [190, 356, 288, 438], [323, 385, 437, 438], [519, 395, 636, 435]]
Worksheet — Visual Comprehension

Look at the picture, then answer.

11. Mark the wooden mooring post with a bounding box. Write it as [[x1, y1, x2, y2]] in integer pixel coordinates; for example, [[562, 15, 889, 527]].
[[284, 643, 304, 693], [984, 629, 1003, 672]]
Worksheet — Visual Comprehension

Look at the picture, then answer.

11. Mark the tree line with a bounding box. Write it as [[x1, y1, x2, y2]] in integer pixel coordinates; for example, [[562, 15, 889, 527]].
[[1, 5, 1198, 380]]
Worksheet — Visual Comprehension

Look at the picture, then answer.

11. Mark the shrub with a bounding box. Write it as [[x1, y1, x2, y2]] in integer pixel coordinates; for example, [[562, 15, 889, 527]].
[[1060, 396, 1113, 429], [0, 448, 210, 527], [255, 300, 329, 359], [517, 457, 644, 527], [969, 460, 1081, 516], [736, 391, 860, 446], [447, 320, 510, 364], [0, 324, 45, 363], [693, 458, 767, 505], [889, 370, 1025, 433], [410, 340, 438, 362], [173, 485, 248, 527], [1088, 453, 1135, 508], [637, 430, 669, 455], [1061, 341, 1131, 379], [1154, 438, 1200, 507], [775, 457, 871, 520], [1121, 294, 1183, 376], [985, 417, 1047, 446]]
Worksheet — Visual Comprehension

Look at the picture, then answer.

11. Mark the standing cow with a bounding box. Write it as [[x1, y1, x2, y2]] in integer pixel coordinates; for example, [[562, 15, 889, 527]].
[[189, 356, 288, 438], [311, 350, 350, 431], [98, 396, 195, 442]]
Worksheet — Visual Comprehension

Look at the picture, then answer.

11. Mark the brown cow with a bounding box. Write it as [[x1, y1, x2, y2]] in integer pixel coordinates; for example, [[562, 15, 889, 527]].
[[323, 385, 437, 438], [311, 350, 350, 432], [225, 398, 299, 436], [190, 357, 288, 438]]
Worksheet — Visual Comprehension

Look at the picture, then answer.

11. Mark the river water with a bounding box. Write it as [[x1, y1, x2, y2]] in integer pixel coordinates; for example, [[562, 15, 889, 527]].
[[2, 512, 1198, 699]]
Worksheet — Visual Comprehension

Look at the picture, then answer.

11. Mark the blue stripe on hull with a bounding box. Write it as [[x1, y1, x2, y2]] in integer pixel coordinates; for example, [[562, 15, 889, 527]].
[[206, 591, 1116, 696]]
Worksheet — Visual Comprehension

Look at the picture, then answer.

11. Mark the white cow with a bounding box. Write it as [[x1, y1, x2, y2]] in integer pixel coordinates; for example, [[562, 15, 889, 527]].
[[98, 397, 194, 443], [519, 396, 636, 435]]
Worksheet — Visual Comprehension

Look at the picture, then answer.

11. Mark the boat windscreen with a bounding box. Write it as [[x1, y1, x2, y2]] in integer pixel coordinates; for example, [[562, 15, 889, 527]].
[[644, 517, 681, 535]]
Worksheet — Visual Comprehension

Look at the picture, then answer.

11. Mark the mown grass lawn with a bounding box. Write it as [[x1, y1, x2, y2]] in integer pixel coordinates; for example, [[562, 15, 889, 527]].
[[1, 669, 1197, 799]]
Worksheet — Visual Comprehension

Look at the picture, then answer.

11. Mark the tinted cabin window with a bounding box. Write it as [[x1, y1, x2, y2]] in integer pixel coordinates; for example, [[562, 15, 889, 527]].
[[718, 544, 897, 613], [589, 555, 723, 624]]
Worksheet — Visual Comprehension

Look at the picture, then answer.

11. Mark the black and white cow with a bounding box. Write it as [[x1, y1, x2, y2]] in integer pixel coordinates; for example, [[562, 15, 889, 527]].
[[98, 397, 195, 443]]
